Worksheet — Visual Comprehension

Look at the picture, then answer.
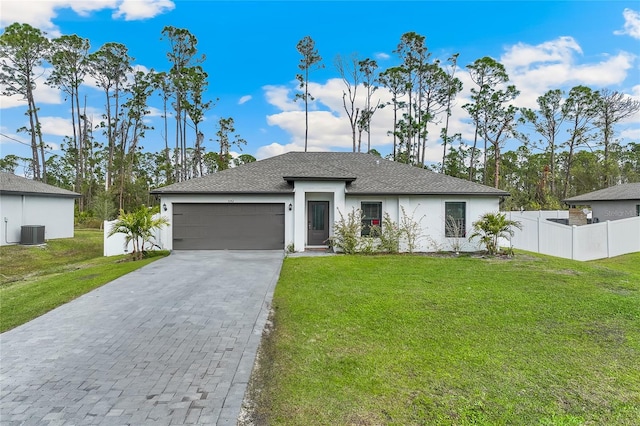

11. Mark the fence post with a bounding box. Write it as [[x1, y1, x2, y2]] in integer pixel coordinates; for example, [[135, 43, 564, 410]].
[[606, 220, 611, 258], [537, 217, 541, 254], [571, 225, 577, 260], [103, 221, 108, 257]]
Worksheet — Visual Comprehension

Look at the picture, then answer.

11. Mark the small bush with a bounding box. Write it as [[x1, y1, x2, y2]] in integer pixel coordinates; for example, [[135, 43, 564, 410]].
[[330, 208, 363, 254], [400, 206, 424, 253], [469, 212, 522, 256], [378, 213, 401, 253]]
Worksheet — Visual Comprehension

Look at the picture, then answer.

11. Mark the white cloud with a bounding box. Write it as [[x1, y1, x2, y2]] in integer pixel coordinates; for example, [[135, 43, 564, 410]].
[[501, 36, 582, 71], [619, 127, 640, 140], [500, 37, 636, 109], [1, 74, 63, 109], [263, 84, 301, 111], [263, 60, 493, 162], [614, 8, 640, 39], [260, 34, 639, 163], [262, 76, 469, 162], [255, 142, 301, 160], [238, 95, 252, 105], [69, 0, 119, 17], [1, 1, 65, 36], [40, 116, 73, 138], [0, 0, 174, 35], [145, 106, 165, 118], [0, 125, 59, 151], [113, 0, 175, 21], [375, 52, 391, 61]]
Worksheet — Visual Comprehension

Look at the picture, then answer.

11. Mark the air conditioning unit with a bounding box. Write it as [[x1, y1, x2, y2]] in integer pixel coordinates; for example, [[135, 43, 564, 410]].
[[21, 225, 45, 245]]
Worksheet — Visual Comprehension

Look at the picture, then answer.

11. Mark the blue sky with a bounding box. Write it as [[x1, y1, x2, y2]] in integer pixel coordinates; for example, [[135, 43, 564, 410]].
[[1, 0, 639, 172]]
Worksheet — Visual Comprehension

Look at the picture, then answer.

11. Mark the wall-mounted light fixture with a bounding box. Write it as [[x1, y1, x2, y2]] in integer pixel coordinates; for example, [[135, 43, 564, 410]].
[[288, 203, 293, 211], [163, 203, 167, 212]]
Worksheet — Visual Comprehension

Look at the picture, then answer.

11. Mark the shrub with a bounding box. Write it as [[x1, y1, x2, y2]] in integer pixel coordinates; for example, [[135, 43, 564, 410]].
[[469, 212, 522, 256], [378, 213, 401, 253], [399, 206, 424, 253], [330, 208, 363, 254], [445, 215, 466, 254], [108, 206, 170, 260]]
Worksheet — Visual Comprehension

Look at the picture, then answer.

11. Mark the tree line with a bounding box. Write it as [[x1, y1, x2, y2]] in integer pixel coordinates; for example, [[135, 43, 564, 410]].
[[1, 24, 639, 221], [0, 23, 252, 219], [299, 32, 640, 210]]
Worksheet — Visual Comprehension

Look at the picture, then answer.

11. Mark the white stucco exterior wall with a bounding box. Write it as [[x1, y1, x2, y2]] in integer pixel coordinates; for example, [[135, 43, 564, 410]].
[[345, 195, 501, 252], [155, 190, 501, 254], [0, 194, 76, 246]]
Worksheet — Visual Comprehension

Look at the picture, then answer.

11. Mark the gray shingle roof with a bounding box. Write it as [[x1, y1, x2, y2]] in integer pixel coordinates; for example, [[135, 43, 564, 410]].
[[152, 152, 509, 196], [0, 172, 80, 197], [563, 182, 640, 203]]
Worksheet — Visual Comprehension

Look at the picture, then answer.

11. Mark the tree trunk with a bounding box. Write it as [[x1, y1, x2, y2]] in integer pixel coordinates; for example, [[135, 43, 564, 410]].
[[26, 92, 41, 180], [469, 125, 479, 181]]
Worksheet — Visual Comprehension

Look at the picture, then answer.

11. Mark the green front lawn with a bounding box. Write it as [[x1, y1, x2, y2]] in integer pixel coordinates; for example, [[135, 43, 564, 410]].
[[0, 230, 168, 332], [250, 252, 640, 425]]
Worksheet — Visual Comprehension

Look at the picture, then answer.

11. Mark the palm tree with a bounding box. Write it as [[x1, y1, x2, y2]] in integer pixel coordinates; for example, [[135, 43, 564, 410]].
[[108, 206, 169, 260], [469, 212, 522, 256]]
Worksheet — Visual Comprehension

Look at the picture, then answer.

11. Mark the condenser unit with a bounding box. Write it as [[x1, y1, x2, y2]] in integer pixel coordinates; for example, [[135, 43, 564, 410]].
[[21, 225, 45, 245]]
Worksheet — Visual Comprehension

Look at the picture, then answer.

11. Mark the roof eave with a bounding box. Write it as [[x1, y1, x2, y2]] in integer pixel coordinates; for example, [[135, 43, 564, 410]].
[[0, 190, 81, 198], [150, 190, 294, 196], [347, 191, 510, 197], [563, 197, 640, 203]]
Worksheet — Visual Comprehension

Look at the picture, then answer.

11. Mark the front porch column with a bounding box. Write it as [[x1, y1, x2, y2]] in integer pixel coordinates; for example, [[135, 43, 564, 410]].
[[293, 187, 306, 252]]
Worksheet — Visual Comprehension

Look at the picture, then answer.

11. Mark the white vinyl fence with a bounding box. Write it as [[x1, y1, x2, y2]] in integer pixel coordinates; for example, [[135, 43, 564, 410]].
[[103, 216, 167, 257], [505, 211, 640, 261]]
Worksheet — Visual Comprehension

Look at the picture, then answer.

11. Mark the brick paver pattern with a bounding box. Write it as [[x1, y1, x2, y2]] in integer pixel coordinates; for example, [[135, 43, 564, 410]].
[[0, 250, 282, 425]]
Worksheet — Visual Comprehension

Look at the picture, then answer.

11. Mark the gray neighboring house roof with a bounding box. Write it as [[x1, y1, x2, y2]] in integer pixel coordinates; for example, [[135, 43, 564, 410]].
[[0, 172, 80, 198], [564, 183, 640, 203], [151, 152, 509, 197]]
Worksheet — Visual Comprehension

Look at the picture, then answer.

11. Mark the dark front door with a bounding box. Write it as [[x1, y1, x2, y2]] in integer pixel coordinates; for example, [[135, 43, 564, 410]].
[[308, 201, 329, 245]]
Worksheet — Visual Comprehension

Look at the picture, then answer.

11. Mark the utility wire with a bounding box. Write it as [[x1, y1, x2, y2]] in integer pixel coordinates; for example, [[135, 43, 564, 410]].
[[0, 133, 56, 155]]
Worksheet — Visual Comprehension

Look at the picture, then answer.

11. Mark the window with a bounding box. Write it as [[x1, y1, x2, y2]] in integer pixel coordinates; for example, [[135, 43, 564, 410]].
[[361, 202, 382, 236], [445, 202, 466, 237]]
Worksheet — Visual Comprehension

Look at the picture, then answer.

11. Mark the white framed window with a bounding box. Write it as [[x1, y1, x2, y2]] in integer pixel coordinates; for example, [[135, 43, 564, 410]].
[[361, 202, 382, 236]]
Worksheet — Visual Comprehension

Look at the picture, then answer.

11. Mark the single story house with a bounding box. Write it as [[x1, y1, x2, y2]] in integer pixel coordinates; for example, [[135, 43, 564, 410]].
[[564, 182, 640, 223], [151, 152, 509, 252], [0, 172, 80, 246]]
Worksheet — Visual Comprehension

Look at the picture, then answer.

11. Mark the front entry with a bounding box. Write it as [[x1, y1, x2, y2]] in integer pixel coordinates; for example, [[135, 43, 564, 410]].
[[307, 201, 329, 245]]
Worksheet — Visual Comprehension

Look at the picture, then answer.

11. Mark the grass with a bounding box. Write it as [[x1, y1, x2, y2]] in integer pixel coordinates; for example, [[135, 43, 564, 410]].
[[0, 229, 104, 285], [0, 229, 168, 332], [248, 252, 640, 425]]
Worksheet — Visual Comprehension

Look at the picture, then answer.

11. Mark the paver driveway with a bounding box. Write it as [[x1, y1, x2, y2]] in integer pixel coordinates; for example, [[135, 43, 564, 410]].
[[0, 250, 283, 425]]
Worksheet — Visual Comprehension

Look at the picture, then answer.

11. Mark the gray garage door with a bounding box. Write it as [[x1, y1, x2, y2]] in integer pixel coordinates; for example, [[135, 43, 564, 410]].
[[173, 203, 285, 250]]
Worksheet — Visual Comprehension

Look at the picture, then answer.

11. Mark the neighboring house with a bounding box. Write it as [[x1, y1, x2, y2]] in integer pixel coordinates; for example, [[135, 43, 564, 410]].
[[0, 172, 80, 246], [151, 152, 509, 252], [564, 183, 640, 223]]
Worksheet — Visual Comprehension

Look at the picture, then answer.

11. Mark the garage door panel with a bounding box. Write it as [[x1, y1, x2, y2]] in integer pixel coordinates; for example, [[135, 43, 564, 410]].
[[172, 203, 284, 250]]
